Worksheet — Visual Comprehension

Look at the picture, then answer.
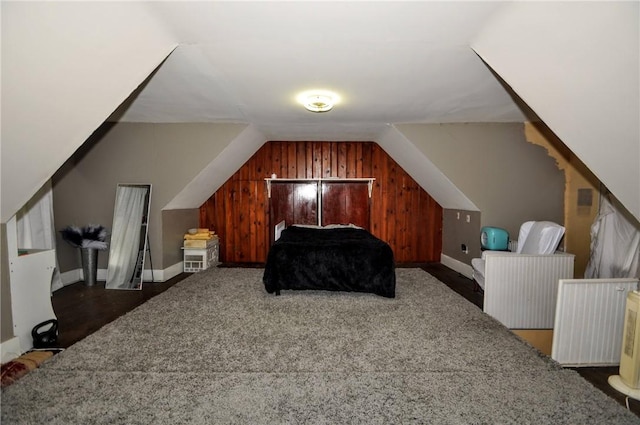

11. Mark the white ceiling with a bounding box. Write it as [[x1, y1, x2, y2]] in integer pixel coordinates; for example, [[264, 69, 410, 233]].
[[110, 1, 529, 140], [4, 1, 637, 223]]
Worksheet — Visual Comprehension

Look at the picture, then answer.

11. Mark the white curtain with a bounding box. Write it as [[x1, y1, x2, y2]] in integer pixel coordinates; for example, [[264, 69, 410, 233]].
[[15, 181, 63, 292], [585, 193, 640, 279], [105, 186, 148, 289]]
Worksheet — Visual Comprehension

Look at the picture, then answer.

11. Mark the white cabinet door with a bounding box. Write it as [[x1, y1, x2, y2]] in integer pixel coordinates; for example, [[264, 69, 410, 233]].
[[6, 210, 58, 353], [9, 249, 57, 352]]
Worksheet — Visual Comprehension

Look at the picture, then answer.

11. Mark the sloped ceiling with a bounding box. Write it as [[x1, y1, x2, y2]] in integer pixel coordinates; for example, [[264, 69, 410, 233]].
[[1, 2, 177, 222], [472, 1, 639, 221], [110, 1, 529, 140], [109, 1, 530, 212], [3, 1, 638, 222]]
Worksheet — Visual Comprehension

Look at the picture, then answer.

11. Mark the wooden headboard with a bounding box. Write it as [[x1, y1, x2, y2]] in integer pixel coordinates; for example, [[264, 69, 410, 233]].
[[268, 179, 372, 242]]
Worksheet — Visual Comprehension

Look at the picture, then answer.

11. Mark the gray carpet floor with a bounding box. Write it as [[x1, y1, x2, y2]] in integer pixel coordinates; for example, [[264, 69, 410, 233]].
[[2, 268, 639, 424]]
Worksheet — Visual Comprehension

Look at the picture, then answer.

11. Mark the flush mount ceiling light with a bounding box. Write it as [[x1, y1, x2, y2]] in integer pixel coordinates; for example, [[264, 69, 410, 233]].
[[296, 90, 340, 113], [304, 94, 333, 112]]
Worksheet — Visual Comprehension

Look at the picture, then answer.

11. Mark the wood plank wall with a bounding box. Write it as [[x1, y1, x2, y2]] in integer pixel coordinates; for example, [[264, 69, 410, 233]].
[[199, 141, 442, 263]]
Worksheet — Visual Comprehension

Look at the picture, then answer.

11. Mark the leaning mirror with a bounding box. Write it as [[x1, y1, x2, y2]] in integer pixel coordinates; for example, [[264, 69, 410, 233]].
[[105, 184, 152, 290]]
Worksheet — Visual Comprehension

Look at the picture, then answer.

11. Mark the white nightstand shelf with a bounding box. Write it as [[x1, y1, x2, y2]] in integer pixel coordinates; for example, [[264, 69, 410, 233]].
[[182, 237, 219, 273]]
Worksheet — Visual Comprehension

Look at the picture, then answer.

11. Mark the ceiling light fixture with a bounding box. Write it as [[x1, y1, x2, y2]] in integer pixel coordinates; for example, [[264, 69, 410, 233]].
[[297, 90, 340, 113], [304, 94, 333, 113]]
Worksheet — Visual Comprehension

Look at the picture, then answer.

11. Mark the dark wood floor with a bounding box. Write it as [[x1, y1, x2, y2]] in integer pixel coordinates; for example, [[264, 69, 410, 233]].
[[51, 262, 638, 417]]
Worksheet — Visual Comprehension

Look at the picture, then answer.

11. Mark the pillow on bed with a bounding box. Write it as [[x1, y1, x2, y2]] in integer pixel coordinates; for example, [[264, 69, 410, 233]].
[[323, 223, 363, 230], [290, 224, 323, 229]]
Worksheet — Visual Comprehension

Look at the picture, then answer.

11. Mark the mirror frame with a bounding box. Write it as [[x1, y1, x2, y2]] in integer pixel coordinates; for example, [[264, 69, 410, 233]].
[[105, 184, 152, 290]]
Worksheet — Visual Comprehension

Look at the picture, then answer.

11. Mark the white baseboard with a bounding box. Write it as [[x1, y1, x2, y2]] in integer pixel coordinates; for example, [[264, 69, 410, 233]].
[[97, 268, 108, 282], [60, 268, 107, 286], [60, 269, 83, 286], [59, 262, 184, 286], [156, 262, 184, 282], [440, 254, 474, 279], [1, 336, 23, 363], [141, 262, 182, 282]]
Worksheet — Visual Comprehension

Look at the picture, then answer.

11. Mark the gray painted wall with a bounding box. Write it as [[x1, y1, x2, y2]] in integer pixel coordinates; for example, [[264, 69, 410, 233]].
[[52, 122, 246, 274], [443, 209, 482, 265], [398, 123, 564, 262], [162, 209, 200, 268]]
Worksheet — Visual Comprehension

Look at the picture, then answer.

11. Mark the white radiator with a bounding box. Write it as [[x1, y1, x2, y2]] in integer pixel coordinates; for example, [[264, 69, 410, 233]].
[[483, 252, 574, 329], [552, 278, 639, 366]]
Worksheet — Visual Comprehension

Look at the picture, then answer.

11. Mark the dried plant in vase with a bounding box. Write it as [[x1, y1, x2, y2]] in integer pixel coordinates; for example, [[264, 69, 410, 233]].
[[60, 224, 109, 250]]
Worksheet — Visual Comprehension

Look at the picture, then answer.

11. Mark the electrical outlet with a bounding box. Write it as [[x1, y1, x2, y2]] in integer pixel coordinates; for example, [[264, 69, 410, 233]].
[[461, 243, 468, 253], [466, 214, 470, 223]]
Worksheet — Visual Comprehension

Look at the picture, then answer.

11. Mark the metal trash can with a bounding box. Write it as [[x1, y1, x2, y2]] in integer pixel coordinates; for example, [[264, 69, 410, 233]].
[[81, 248, 98, 286]]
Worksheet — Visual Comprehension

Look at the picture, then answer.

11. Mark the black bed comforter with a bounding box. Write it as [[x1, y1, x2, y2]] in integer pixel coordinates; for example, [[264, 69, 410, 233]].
[[263, 226, 396, 298]]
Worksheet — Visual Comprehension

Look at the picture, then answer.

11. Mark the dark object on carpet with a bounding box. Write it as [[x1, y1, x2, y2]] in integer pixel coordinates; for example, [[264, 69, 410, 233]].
[[263, 226, 396, 297], [32, 319, 58, 349]]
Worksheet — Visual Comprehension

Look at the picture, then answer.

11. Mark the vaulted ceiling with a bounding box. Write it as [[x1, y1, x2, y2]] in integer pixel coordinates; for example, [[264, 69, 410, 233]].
[[2, 1, 638, 222], [108, 2, 528, 140]]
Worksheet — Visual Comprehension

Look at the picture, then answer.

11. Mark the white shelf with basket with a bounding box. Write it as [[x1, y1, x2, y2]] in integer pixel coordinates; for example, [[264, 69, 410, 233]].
[[182, 236, 219, 273]]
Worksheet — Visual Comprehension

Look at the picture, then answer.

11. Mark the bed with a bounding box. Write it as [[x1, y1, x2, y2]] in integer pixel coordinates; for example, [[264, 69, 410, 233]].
[[262, 224, 396, 298]]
